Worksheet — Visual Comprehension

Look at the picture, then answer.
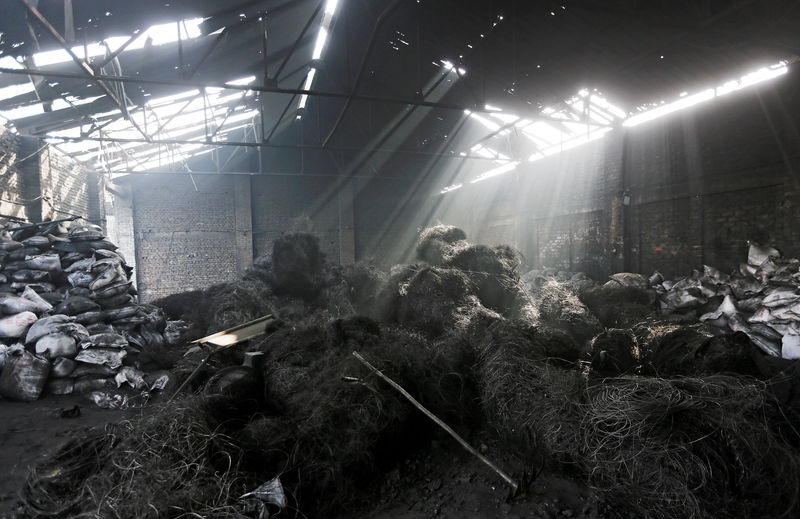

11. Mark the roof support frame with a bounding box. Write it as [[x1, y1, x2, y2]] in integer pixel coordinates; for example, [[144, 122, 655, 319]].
[[321, 0, 403, 147], [19, 0, 152, 143], [42, 133, 513, 163], [0, 66, 544, 119], [272, 0, 325, 83]]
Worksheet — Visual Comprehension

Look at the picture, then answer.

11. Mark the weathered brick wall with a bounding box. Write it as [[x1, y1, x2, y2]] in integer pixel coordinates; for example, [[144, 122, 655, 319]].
[[414, 65, 800, 279], [1, 126, 103, 229], [128, 172, 356, 301], [39, 145, 104, 225], [251, 175, 343, 263], [130, 174, 240, 301], [0, 126, 31, 222]]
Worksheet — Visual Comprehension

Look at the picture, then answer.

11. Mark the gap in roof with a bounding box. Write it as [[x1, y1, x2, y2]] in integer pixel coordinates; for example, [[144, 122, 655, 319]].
[[624, 61, 789, 127], [439, 59, 792, 194], [297, 0, 339, 118], [32, 18, 204, 67]]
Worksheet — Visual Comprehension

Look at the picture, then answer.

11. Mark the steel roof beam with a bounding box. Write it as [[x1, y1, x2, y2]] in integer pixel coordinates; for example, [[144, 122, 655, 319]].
[[19, 0, 152, 142], [0, 66, 522, 117], [42, 133, 514, 163]]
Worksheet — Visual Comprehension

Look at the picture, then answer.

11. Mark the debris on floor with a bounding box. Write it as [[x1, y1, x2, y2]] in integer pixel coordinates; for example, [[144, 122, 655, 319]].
[[7, 229, 800, 519], [652, 242, 800, 358], [0, 219, 178, 402]]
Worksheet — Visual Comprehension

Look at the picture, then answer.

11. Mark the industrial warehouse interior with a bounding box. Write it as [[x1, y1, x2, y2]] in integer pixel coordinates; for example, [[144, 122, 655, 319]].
[[1, 0, 800, 517]]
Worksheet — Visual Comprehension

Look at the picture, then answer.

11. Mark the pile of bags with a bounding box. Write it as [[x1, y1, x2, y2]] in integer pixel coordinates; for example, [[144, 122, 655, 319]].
[[652, 242, 800, 359], [0, 220, 174, 401]]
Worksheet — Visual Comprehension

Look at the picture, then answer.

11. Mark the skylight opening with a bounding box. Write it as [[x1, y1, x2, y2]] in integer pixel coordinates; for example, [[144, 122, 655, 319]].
[[624, 88, 715, 127], [440, 90, 626, 193], [470, 161, 520, 183], [226, 76, 256, 86], [325, 0, 340, 16], [0, 81, 36, 100], [312, 28, 328, 60], [523, 121, 563, 142], [625, 60, 788, 127], [440, 60, 467, 75], [439, 183, 463, 194], [297, 68, 317, 110], [468, 112, 501, 132], [147, 89, 200, 107], [31, 18, 204, 67], [0, 103, 44, 119], [488, 112, 519, 124], [297, 0, 340, 116], [0, 56, 22, 69]]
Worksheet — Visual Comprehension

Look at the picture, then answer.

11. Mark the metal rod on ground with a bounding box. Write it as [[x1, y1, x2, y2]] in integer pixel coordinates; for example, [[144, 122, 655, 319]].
[[168, 346, 223, 403], [7, 215, 81, 232], [351, 350, 519, 494]]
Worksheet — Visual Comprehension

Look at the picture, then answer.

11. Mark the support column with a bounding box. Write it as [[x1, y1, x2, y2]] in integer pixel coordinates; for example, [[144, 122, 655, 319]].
[[233, 175, 254, 274], [107, 182, 137, 288]]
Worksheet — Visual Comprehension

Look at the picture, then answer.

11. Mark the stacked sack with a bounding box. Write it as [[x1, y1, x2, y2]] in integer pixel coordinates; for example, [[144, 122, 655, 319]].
[[652, 242, 800, 359], [0, 220, 170, 401]]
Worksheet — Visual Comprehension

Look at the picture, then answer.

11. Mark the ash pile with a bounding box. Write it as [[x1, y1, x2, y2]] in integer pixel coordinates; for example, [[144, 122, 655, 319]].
[[15, 227, 800, 519], [0, 219, 175, 403]]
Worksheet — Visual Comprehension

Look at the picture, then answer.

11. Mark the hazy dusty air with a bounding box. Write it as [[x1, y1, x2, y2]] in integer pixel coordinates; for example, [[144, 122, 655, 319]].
[[1, 1, 800, 518]]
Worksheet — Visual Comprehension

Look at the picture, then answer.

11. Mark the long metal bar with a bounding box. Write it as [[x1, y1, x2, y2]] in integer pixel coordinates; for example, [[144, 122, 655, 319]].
[[272, 0, 324, 82], [322, 0, 403, 147], [43, 133, 512, 162], [352, 351, 519, 495], [155, 91, 203, 135], [0, 66, 501, 114], [19, 0, 152, 142], [0, 67, 512, 113], [208, 91, 250, 140], [7, 215, 81, 232], [96, 29, 142, 69], [186, 27, 228, 79], [265, 76, 306, 143]]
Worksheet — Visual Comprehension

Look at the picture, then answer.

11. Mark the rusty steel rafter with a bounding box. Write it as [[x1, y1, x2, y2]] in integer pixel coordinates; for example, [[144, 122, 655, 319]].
[[272, 0, 325, 83], [96, 28, 144, 69], [19, 0, 152, 142], [42, 133, 514, 163], [0, 66, 522, 117], [321, 0, 403, 147]]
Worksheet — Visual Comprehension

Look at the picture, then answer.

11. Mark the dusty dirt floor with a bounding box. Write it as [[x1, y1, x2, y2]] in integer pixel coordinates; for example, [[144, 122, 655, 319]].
[[337, 432, 604, 519], [0, 393, 604, 519], [0, 393, 141, 518]]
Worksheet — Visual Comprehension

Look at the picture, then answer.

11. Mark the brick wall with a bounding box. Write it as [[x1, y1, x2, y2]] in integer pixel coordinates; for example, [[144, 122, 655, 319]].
[[127, 172, 356, 301], [0, 126, 31, 222], [251, 174, 345, 263], [39, 145, 104, 225], [1, 125, 103, 229], [130, 174, 241, 301]]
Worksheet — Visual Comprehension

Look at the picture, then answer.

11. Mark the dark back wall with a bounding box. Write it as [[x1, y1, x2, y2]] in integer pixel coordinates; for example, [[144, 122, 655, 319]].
[[421, 64, 800, 279]]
